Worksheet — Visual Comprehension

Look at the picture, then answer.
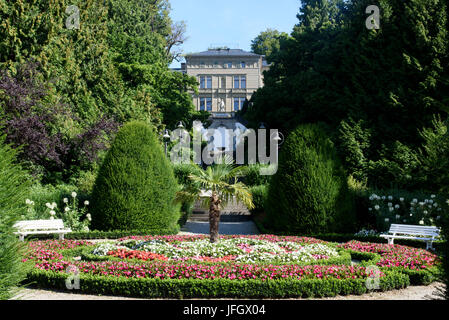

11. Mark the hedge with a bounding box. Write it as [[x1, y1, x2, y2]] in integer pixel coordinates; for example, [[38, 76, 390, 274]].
[[26, 269, 409, 299], [25, 227, 180, 241]]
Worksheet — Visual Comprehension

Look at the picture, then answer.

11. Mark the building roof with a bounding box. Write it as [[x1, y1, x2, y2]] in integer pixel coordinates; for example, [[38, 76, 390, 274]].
[[185, 48, 261, 58]]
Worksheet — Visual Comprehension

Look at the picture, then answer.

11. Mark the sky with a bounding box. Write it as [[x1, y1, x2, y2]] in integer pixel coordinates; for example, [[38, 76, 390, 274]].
[[168, 0, 301, 68]]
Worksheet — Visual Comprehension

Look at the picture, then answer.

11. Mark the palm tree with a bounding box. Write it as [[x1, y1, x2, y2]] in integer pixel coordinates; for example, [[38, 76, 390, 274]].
[[176, 156, 254, 243]]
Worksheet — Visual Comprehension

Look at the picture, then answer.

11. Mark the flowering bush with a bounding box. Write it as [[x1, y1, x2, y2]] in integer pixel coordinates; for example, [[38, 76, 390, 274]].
[[368, 193, 444, 231], [338, 241, 438, 270]]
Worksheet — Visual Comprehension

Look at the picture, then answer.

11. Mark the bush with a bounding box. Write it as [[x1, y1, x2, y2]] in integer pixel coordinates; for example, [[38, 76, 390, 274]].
[[173, 164, 197, 225], [242, 164, 271, 187], [0, 134, 33, 299], [250, 185, 268, 214], [90, 121, 180, 232], [265, 124, 355, 234]]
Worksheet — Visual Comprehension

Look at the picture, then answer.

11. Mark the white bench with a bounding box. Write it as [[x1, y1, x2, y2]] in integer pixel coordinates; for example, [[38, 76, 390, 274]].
[[13, 219, 72, 241], [380, 224, 440, 250]]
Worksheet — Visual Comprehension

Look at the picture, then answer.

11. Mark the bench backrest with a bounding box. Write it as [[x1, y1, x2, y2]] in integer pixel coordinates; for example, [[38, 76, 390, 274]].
[[388, 224, 440, 237], [14, 219, 66, 231]]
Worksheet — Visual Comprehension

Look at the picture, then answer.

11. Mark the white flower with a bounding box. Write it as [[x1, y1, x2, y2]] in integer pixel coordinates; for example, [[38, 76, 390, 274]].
[[368, 208, 373, 211], [63, 198, 68, 203], [413, 199, 418, 203], [45, 203, 52, 208], [431, 195, 436, 199], [26, 199, 31, 205], [50, 216, 54, 220], [419, 202, 425, 206], [389, 207, 394, 212], [52, 202, 57, 208], [382, 196, 386, 200], [65, 207, 70, 212], [388, 196, 393, 200], [394, 205, 400, 209], [385, 218, 390, 223], [86, 213, 92, 221], [399, 197, 404, 202], [71, 192, 77, 198], [374, 205, 380, 210], [419, 220, 424, 225], [429, 200, 434, 204], [423, 210, 428, 214], [84, 200, 90, 206], [388, 202, 393, 207], [396, 215, 401, 220], [49, 210, 56, 216]]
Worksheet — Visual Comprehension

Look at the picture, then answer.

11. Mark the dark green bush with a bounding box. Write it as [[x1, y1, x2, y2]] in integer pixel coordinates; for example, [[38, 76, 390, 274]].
[[26, 269, 409, 299], [90, 121, 180, 232], [242, 164, 271, 187], [265, 124, 355, 235], [250, 185, 267, 214], [0, 135, 33, 299]]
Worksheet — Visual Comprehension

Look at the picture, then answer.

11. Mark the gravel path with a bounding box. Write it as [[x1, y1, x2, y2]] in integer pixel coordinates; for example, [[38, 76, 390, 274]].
[[181, 221, 260, 235], [11, 282, 444, 300]]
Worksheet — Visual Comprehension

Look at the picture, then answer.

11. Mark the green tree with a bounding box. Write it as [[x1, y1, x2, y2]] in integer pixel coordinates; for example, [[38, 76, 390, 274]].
[[176, 157, 254, 243], [0, 134, 33, 299], [90, 121, 180, 232], [251, 28, 288, 62], [265, 124, 355, 234]]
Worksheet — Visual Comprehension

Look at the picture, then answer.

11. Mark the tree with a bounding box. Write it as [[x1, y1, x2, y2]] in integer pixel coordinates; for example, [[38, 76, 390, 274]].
[[90, 121, 180, 232], [0, 134, 33, 299], [251, 29, 288, 62], [244, 0, 449, 189], [176, 157, 254, 243], [265, 124, 355, 234]]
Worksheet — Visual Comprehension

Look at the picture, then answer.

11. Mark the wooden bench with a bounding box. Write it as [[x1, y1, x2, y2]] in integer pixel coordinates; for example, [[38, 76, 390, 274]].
[[380, 224, 440, 250], [13, 219, 72, 241]]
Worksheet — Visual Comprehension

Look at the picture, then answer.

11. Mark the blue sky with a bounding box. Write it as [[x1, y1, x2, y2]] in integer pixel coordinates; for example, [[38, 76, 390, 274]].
[[168, 0, 301, 68]]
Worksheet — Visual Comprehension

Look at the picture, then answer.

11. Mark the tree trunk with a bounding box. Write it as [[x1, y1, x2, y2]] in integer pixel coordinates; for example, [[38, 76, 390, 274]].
[[209, 193, 221, 243]]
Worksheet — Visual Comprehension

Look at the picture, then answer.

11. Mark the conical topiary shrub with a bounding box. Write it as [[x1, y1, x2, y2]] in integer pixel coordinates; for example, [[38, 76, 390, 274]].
[[90, 121, 179, 232], [265, 123, 355, 235]]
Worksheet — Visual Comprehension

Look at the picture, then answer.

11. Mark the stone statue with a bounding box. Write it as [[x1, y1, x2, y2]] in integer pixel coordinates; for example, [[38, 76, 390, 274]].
[[218, 98, 226, 112]]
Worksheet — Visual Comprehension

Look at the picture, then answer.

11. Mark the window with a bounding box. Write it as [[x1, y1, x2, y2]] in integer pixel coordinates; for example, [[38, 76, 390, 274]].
[[241, 61, 246, 68], [200, 98, 206, 111], [200, 97, 212, 111], [206, 98, 212, 111], [199, 76, 205, 89], [234, 98, 246, 111], [206, 76, 212, 89], [234, 76, 246, 89], [225, 62, 232, 69], [214, 61, 219, 67], [234, 76, 240, 89]]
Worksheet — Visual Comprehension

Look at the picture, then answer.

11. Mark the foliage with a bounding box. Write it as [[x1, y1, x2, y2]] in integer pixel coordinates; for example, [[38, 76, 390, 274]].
[[0, 134, 32, 299], [244, 0, 449, 189], [249, 185, 267, 214], [251, 28, 288, 62], [91, 121, 180, 232], [0, 61, 119, 183], [241, 164, 271, 187], [366, 190, 444, 232], [265, 124, 355, 234]]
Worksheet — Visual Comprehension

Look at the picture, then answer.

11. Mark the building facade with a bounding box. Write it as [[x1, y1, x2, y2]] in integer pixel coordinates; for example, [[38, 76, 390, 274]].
[[180, 48, 269, 119]]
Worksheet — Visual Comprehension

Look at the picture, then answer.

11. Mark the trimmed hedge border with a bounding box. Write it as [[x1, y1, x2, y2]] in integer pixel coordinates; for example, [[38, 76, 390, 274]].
[[25, 227, 180, 241], [253, 220, 444, 251], [26, 269, 410, 299]]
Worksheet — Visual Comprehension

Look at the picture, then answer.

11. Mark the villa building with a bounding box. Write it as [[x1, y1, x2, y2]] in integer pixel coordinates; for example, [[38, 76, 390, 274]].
[[178, 48, 269, 119]]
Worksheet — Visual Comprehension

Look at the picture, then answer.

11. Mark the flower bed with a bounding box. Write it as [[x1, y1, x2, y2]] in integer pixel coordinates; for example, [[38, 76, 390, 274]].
[[21, 236, 439, 298]]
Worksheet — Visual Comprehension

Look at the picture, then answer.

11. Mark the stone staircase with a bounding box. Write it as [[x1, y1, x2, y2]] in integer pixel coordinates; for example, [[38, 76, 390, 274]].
[[189, 197, 251, 222]]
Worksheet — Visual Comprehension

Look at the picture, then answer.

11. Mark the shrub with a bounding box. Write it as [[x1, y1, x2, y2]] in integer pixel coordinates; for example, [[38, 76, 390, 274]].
[[90, 121, 180, 232], [265, 124, 355, 234], [0, 134, 33, 299], [173, 164, 198, 225], [242, 164, 271, 187], [250, 185, 268, 214]]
